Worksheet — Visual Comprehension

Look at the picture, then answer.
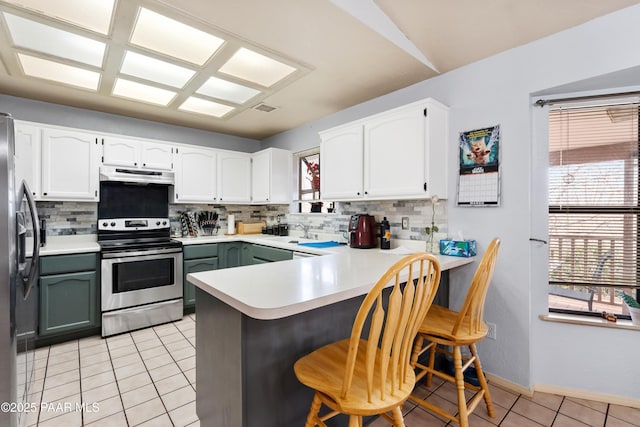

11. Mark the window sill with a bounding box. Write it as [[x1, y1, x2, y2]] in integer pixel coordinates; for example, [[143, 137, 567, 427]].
[[539, 313, 640, 331]]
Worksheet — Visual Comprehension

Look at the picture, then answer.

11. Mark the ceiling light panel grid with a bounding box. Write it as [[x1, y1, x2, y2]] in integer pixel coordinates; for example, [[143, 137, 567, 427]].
[[0, 0, 312, 120]]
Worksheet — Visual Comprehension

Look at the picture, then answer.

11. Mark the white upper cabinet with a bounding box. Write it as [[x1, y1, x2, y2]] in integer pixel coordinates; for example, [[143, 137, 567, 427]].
[[103, 137, 173, 171], [251, 148, 292, 204], [140, 141, 173, 170], [422, 99, 449, 199], [41, 127, 100, 201], [101, 137, 138, 167], [319, 123, 364, 200], [319, 98, 448, 201], [218, 151, 251, 204], [364, 103, 426, 198], [14, 121, 41, 199], [173, 145, 217, 204]]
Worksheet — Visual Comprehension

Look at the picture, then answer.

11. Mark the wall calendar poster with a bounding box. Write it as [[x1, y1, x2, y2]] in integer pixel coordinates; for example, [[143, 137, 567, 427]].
[[457, 125, 500, 206]]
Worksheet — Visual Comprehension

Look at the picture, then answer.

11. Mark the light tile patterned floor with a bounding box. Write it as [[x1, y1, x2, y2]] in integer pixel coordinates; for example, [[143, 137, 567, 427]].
[[370, 377, 640, 427], [25, 313, 640, 426], [26, 314, 198, 427]]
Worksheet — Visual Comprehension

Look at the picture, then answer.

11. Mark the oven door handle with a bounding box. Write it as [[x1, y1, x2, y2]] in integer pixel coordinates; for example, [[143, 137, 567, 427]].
[[101, 247, 182, 259]]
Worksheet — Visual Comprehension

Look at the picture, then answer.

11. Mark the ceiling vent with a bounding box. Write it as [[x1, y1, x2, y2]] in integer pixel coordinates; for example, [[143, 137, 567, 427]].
[[253, 103, 278, 113]]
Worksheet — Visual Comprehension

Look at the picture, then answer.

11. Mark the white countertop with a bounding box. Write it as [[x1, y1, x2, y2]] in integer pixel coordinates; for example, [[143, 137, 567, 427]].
[[30, 233, 475, 321], [187, 237, 475, 321], [32, 234, 100, 256]]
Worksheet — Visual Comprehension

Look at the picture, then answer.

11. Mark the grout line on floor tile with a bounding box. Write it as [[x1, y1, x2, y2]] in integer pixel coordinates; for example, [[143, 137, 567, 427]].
[[34, 315, 637, 427]]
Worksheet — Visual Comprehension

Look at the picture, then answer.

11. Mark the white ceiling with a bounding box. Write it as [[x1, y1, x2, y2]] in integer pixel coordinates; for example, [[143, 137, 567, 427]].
[[0, 0, 639, 140]]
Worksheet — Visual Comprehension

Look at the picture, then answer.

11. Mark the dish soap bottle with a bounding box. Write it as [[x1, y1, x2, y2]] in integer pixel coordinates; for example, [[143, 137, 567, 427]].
[[380, 217, 391, 249]]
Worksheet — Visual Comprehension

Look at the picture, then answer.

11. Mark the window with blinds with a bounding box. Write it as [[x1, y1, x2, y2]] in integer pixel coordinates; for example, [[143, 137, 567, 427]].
[[548, 99, 640, 317]]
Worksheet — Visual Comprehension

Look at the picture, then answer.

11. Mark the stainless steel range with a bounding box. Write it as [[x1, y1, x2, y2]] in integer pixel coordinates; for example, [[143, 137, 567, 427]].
[[98, 166, 182, 337]]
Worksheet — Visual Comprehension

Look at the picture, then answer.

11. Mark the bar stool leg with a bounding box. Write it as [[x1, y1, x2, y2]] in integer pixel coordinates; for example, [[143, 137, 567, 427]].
[[469, 343, 495, 417], [305, 393, 322, 427], [390, 406, 406, 427], [453, 346, 469, 427]]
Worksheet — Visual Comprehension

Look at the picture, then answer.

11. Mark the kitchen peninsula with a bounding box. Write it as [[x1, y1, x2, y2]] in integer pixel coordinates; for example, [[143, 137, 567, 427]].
[[187, 241, 474, 427]]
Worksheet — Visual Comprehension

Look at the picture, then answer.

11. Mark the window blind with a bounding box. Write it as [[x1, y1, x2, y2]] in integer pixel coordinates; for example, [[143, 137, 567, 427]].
[[548, 101, 640, 291]]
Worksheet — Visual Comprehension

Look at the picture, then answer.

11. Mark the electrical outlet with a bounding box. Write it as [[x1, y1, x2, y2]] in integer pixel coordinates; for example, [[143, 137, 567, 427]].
[[401, 217, 409, 230], [486, 322, 496, 340]]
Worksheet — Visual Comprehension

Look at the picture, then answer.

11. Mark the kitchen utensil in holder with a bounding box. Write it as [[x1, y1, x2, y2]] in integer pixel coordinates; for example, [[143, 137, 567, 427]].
[[200, 220, 219, 236]]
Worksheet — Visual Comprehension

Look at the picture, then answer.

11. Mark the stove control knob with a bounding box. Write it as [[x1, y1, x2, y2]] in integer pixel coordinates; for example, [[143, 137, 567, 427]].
[[156, 221, 161, 226], [162, 221, 167, 226], [102, 222, 108, 227], [110, 222, 116, 227]]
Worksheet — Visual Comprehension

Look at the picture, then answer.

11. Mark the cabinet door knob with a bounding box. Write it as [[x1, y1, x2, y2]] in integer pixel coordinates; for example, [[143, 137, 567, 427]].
[[357, 192, 360, 196]]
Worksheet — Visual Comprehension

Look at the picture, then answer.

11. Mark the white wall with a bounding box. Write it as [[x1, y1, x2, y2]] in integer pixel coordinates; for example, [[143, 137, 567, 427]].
[[263, 5, 640, 401]]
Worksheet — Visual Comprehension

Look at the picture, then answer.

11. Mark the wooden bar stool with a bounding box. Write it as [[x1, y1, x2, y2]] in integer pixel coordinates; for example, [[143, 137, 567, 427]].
[[409, 238, 500, 427], [294, 253, 441, 427]]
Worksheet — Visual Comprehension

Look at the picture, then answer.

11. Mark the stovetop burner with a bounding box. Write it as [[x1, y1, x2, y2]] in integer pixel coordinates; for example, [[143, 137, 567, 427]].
[[97, 216, 182, 253], [99, 237, 182, 253]]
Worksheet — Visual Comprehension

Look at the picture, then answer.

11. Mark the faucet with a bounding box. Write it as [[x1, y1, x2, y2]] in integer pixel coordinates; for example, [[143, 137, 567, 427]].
[[296, 223, 310, 239]]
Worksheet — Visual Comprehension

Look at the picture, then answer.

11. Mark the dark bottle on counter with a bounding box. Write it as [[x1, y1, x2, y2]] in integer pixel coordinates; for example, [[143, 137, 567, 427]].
[[380, 217, 391, 249]]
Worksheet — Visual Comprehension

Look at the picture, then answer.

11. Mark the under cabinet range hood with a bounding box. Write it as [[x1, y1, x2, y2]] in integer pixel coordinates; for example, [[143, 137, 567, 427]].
[[99, 166, 174, 185]]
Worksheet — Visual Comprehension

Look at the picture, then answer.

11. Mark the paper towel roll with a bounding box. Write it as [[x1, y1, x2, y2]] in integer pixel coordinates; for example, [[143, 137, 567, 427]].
[[227, 214, 235, 234]]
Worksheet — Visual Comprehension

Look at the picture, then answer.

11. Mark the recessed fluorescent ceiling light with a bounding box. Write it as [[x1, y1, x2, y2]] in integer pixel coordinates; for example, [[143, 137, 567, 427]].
[[3, 0, 114, 34], [179, 97, 234, 118], [130, 8, 224, 66], [218, 48, 296, 87], [18, 53, 100, 90], [196, 77, 261, 104], [3, 13, 105, 67], [121, 51, 196, 88], [112, 78, 176, 106]]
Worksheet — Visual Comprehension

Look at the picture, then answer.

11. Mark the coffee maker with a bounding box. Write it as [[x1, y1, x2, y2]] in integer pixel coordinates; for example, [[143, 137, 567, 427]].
[[348, 214, 377, 248]]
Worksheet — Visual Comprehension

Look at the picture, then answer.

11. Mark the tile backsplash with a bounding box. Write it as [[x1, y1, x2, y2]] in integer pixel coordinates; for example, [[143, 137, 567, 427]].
[[36, 201, 290, 237], [286, 200, 447, 243], [37, 198, 446, 244], [36, 201, 97, 235], [169, 204, 289, 237]]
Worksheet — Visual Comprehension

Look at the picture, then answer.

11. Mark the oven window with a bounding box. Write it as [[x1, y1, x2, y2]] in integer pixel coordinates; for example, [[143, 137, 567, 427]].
[[113, 258, 174, 293]]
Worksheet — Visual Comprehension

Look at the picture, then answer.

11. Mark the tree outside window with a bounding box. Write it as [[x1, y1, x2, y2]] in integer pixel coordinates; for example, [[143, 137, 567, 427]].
[[298, 151, 323, 213]]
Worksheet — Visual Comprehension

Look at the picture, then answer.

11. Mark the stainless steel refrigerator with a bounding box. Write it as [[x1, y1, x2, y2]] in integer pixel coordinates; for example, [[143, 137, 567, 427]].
[[0, 113, 41, 427]]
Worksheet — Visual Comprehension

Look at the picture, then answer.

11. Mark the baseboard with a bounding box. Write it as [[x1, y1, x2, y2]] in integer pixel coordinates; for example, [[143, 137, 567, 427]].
[[485, 373, 640, 409], [485, 373, 533, 397], [534, 384, 640, 409]]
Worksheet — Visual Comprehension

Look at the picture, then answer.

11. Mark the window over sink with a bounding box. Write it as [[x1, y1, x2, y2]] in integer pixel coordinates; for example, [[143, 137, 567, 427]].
[[297, 149, 330, 213]]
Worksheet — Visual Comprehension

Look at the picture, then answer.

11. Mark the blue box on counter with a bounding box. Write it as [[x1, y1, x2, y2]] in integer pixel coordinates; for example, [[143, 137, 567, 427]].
[[439, 239, 477, 257]]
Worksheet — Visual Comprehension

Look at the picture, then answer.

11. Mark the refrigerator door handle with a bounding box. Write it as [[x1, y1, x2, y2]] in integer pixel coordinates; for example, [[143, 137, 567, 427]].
[[17, 180, 40, 299]]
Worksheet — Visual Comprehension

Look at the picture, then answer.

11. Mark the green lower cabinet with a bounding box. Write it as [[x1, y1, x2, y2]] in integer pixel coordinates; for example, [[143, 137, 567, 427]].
[[38, 253, 99, 341], [39, 270, 98, 336], [241, 243, 253, 266], [183, 257, 218, 309], [183, 244, 220, 311], [252, 244, 293, 263], [220, 242, 243, 268]]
